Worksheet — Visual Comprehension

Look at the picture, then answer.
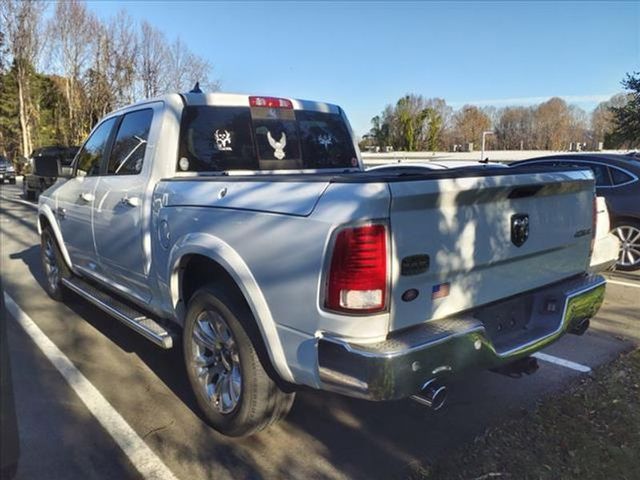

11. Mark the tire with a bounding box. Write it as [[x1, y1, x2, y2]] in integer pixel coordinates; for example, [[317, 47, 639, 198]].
[[40, 228, 70, 301], [183, 285, 295, 437], [9, 178, 15, 184], [613, 220, 640, 271]]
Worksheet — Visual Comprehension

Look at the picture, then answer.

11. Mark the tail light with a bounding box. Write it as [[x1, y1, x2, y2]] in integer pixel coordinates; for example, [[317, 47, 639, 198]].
[[325, 224, 388, 314], [249, 96, 293, 109]]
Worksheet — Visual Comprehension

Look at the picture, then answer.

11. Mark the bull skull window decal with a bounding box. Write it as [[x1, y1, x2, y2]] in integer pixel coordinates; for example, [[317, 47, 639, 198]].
[[318, 134, 333, 150], [214, 129, 233, 151]]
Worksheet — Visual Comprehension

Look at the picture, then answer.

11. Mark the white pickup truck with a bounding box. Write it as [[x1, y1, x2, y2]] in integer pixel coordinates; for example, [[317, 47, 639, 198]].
[[38, 91, 606, 436]]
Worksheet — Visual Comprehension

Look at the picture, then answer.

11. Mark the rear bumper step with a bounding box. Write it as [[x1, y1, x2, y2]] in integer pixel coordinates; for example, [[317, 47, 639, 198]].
[[317, 274, 606, 401], [62, 277, 175, 349]]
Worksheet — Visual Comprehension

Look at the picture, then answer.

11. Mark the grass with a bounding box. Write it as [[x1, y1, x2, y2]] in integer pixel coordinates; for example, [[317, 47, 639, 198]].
[[410, 349, 640, 480]]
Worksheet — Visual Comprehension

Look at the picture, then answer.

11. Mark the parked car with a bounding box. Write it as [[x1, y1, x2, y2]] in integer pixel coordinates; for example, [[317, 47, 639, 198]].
[[0, 155, 16, 184], [38, 92, 605, 437], [23, 146, 78, 200], [512, 154, 640, 271], [369, 161, 618, 272]]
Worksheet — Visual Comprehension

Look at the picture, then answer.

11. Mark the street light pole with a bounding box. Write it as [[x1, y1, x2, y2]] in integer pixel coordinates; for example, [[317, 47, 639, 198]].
[[481, 131, 494, 161]]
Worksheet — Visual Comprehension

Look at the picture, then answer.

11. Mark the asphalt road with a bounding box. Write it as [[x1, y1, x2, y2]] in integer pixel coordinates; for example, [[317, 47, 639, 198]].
[[1, 179, 638, 480]]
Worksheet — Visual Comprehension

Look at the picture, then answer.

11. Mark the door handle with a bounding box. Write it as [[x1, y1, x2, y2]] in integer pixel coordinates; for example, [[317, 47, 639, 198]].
[[121, 195, 140, 207], [79, 192, 94, 203]]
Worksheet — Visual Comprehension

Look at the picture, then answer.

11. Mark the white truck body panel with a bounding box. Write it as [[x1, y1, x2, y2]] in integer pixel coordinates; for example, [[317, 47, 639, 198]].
[[38, 92, 604, 396]]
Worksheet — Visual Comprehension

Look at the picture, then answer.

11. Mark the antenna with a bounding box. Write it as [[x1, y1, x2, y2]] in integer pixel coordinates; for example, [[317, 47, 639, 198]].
[[190, 82, 202, 94]]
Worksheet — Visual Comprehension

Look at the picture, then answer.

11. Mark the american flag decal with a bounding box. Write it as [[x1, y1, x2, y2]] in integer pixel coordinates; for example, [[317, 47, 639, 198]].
[[432, 282, 450, 300]]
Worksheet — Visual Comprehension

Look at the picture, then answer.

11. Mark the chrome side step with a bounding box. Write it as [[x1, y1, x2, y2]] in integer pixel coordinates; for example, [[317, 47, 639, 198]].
[[62, 277, 175, 349]]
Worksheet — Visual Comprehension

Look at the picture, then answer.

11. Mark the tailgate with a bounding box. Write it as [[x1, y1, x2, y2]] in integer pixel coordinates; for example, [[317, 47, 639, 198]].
[[388, 168, 595, 332]]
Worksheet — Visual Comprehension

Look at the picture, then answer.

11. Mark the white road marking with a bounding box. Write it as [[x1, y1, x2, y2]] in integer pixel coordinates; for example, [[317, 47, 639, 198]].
[[532, 352, 592, 373], [4, 292, 179, 480], [606, 278, 640, 289]]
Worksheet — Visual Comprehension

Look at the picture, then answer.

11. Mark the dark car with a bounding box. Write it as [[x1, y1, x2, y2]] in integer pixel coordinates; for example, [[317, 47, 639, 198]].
[[512, 153, 640, 271], [23, 146, 78, 200], [0, 155, 16, 184]]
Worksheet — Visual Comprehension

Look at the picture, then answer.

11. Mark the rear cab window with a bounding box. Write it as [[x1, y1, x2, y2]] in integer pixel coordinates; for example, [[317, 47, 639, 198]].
[[177, 102, 358, 173]]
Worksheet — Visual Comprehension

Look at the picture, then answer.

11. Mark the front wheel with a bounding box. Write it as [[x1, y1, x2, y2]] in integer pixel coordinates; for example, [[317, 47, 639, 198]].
[[40, 228, 70, 300], [613, 221, 640, 271], [183, 285, 294, 437]]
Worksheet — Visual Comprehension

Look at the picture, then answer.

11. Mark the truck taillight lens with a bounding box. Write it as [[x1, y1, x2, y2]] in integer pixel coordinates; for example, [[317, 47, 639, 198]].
[[249, 96, 293, 109], [325, 224, 388, 313]]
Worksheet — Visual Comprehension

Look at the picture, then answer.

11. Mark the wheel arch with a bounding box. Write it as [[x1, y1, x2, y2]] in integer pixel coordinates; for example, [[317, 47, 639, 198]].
[[168, 235, 294, 383], [38, 205, 73, 270]]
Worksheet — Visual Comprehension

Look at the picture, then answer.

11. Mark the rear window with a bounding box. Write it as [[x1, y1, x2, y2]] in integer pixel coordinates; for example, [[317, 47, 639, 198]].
[[177, 106, 357, 172]]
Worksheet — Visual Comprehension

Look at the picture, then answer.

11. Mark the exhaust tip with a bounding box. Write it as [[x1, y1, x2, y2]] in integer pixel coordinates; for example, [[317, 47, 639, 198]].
[[410, 379, 448, 410]]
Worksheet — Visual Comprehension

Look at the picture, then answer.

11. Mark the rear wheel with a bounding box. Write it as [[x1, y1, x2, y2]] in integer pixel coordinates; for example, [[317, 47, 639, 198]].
[[40, 228, 70, 300], [613, 221, 640, 271], [183, 285, 294, 437]]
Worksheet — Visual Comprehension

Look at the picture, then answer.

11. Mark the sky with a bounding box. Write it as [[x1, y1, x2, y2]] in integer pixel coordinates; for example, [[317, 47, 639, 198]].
[[85, 1, 639, 136]]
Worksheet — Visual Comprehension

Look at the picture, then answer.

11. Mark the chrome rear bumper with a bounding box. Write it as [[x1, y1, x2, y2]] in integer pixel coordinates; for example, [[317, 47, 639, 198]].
[[317, 274, 606, 401]]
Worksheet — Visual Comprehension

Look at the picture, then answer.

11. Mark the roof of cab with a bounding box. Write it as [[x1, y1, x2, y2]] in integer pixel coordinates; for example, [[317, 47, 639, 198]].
[[109, 91, 341, 116]]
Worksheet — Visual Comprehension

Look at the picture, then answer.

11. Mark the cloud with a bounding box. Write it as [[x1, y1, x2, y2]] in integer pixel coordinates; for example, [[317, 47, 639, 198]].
[[450, 93, 617, 107]]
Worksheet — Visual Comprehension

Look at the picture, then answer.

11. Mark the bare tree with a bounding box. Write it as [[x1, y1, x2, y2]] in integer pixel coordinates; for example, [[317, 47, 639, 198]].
[[0, 0, 45, 157], [453, 105, 491, 147], [533, 97, 571, 150], [164, 37, 217, 93], [138, 21, 169, 98], [103, 10, 139, 106], [495, 106, 535, 150], [568, 104, 589, 146], [47, 0, 95, 142]]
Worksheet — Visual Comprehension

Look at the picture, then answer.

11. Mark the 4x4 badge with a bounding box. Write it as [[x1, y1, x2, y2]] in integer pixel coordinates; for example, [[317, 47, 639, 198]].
[[511, 213, 530, 247]]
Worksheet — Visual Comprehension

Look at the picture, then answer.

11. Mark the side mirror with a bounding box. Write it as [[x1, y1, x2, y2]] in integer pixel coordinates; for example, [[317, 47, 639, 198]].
[[58, 165, 74, 178]]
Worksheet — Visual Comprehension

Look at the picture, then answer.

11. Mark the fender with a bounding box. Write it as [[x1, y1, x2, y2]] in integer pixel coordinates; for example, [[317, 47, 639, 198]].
[[167, 232, 294, 383], [38, 204, 73, 270]]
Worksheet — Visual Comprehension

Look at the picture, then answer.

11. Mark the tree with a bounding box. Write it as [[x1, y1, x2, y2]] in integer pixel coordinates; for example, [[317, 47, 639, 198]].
[[47, 0, 95, 143], [533, 97, 571, 150], [453, 105, 491, 147], [0, 0, 46, 157], [610, 72, 640, 148], [495, 106, 534, 150], [423, 108, 442, 151], [138, 21, 169, 98], [165, 37, 217, 93]]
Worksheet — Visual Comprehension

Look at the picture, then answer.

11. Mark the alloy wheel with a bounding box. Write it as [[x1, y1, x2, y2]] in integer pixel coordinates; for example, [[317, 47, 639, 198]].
[[614, 225, 640, 269], [190, 310, 242, 414], [43, 235, 60, 291]]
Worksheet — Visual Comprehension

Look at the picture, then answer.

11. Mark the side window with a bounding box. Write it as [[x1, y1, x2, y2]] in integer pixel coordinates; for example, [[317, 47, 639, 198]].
[[75, 118, 117, 176], [107, 109, 153, 175], [582, 163, 611, 187], [610, 167, 634, 186]]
